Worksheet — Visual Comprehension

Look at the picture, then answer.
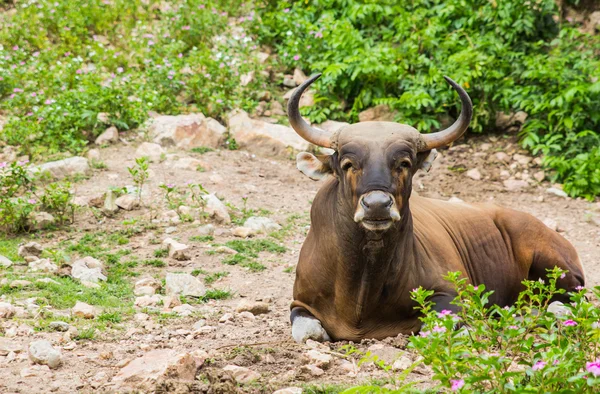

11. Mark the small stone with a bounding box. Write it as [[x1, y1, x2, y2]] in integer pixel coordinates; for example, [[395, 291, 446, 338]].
[[238, 311, 255, 320], [192, 319, 207, 331], [9, 280, 31, 288], [71, 256, 107, 283], [293, 68, 308, 85], [304, 349, 332, 368], [162, 295, 182, 309], [102, 190, 120, 216], [135, 142, 164, 162], [223, 365, 261, 384], [28, 212, 55, 230], [301, 364, 324, 376], [215, 246, 238, 255], [0, 255, 13, 268], [163, 238, 191, 261], [115, 194, 139, 211], [273, 388, 303, 394], [235, 300, 270, 315], [548, 301, 571, 318], [134, 277, 162, 296], [513, 153, 532, 166], [392, 356, 414, 371], [165, 272, 206, 297], [165, 226, 177, 234], [202, 194, 231, 223], [220, 313, 234, 323], [233, 227, 254, 238], [493, 152, 511, 163], [546, 187, 568, 198], [28, 340, 62, 369], [87, 149, 101, 161], [465, 168, 482, 181], [33, 157, 90, 180], [95, 126, 120, 145], [447, 196, 465, 203], [503, 179, 529, 192], [243, 216, 282, 233], [270, 101, 286, 116], [72, 301, 98, 319], [197, 224, 215, 236], [49, 321, 70, 332], [172, 304, 195, 317], [28, 258, 58, 273], [134, 295, 162, 308], [283, 75, 296, 88], [533, 170, 545, 183]]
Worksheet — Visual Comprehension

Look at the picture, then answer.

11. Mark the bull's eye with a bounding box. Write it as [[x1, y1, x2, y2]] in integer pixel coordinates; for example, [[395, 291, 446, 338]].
[[397, 160, 412, 170], [341, 159, 356, 172]]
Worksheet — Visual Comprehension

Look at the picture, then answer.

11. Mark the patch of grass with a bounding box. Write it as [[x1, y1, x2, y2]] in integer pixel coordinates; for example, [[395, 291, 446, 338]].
[[90, 159, 107, 170], [0, 237, 23, 262], [74, 327, 96, 341], [269, 213, 309, 240], [224, 239, 286, 257], [98, 311, 123, 324], [190, 235, 214, 242], [154, 248, 168, 258], [143, 259, 166, 267], [200, 288, 232, 302], [448, 166, 467, 173], [283, 266, 294, 274], [204, 271, 229, 285], [191, 146, 214, 154], [241, 261, 267, 272], [301, 384, 350, 394], [191, 268, 208, 276]]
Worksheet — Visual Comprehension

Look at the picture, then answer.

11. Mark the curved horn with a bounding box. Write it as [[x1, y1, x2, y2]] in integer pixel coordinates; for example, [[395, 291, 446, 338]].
[[287, 73, 332, 148], [420, 76, 473, 151]]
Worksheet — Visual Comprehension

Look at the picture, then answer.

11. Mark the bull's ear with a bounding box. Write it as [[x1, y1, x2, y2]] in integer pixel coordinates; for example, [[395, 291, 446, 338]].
[[416, 149, 438, 172], [296, 152, 333, 181]]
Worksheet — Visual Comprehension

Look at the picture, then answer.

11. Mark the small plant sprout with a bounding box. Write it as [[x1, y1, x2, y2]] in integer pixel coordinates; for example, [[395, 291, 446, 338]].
[[127, 157, 149, 203]]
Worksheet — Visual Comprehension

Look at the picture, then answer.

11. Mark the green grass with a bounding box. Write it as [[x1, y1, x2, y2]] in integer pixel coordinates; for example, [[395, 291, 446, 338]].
[[143, 259, 166, 267], [190, 235, 214, 242], [204, 271, 229, 285], [98, 311, 123, 323], [201, 288, 232, 302], [224, 239, 286, 257], [154, 248, 168, 258], [283, 266, 294, 274], [191, 146, 214, 154], [74, 327, 96, 341], [191, 268, 208, 276], [0, 237, 24, 262]]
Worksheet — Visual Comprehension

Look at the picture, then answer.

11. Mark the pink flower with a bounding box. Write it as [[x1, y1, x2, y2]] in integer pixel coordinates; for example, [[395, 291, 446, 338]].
[[532, 361, 546, 371], [563, 320, 577, 326], [9, 94, 15, 99], [167, 184, 175, 188], [586, 360, 600, 377], [28, 198, 36, 204], [33, 51, 40, 57], [438, 309, 453, 318], [45, 99, 53, 105], [178, 53, 183, 58], [31, 92, 37, 97], [64, 52, 71, 57], [0, 162, 7, 168], [450, 379, 464, 391], [64, 26, 70, 31], [216, 98, 223, 104], [148, 40, 155, 46], [576, 285, 585, 291], [432, 325, 446, 333], [283, 8, 290, 12], [221, 11, 227, 16], [293, 54, 300, 61], [473, 286, 479, 291], [12, 45, 18, 50], [117, 67, 124, 73], [419, 330, 430, 337], [508, 325, 519, 330], [76, 69, 82, 74], [199, 4, 205, 9], [13, 88, 23, 93], [182, 25, 191, 30], [315, 31, 323, 38], [560, 273, 566, 279]]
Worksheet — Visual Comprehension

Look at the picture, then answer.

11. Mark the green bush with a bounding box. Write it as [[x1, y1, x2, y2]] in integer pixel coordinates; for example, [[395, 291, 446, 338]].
[[348, 268, 600, 393], [253, 0, 600, 199]]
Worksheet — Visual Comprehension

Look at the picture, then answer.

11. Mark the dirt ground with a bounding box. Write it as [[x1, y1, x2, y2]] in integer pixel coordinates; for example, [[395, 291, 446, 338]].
[[1, 132, 600, 393]]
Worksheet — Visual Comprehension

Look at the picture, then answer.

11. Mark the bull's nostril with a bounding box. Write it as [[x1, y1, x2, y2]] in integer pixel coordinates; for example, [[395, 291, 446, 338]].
[[361, 198, 370, 209]]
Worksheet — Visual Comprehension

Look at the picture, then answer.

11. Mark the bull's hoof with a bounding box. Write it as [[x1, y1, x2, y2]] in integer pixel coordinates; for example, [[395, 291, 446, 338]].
[[291, 316, 331, 343]]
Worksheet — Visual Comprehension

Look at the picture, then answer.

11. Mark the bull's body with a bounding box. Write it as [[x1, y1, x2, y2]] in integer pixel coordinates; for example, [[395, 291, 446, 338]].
[[285, 74, 584, 343], [292, 191, 583, 341]]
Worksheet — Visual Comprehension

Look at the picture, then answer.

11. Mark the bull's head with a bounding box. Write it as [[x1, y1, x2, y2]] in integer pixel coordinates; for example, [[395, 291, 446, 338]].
[[289, 74, 472, 232]]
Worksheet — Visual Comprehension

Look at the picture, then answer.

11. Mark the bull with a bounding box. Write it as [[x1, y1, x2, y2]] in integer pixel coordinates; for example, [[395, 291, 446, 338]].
[[287, 74, 585, 343]]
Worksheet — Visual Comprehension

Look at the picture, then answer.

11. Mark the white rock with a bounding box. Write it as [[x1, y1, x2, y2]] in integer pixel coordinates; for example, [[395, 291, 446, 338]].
[[172, 157, 208, 171], [192, 319, 207, 330], [134, 295, 162, 308], [95, 126, 119, 145], [503, 179, 529, 192], [304, 349, 332, 368], [238, 311, 255, 320], [197, 224, 215, 236], [72, 301, 98, 319], [172, 304, 196, 316], [493, 152, 511, 163], [235, 300, 270, 315], [466, 168, 482, 181], [273, 388, 303, 394], [115, 194, 139, 211], [162, 238, 191, 261], [233, 226, 254, 238], [202, 194, 231, 223], [223, 365, 261, 384], [49, 321, 70, 332], [392, 356, 414, 371], [102, 190, 119, 216], [302, 364, 324, 376], [33, 156, 90, 179], [134, 278, 162, 296], [165, 273, 206, 298], [243, 216, 281, 233], [513, 153, 532, 166], [112, 349, 203, 389], [0, 338, 22, 355], [0, 302, 16, 318], [219, 313, 234, 323], [18, 242, 43, 257], [149, 114, 226, 150], [533, 170, 546, 183], [546, 187, 568, 198], [28, 212, 55, 230], [226, 109, 310, 157], [0, 255, 12, 268], [28, 258, 58, 273], [71, 256, 106, 283], [548, 301, 571, 318], [135, 142, 164, 162], [358, 104, 395, 122], [10, 280, 31, 288], [162, 295, 181, 309], [293, 68, 308, 85], [87, 149, 101, 161], [28, 340, 62, 369]]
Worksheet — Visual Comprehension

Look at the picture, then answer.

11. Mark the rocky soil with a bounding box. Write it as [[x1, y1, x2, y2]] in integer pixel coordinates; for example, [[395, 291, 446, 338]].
[[1, 114, 600, 393]]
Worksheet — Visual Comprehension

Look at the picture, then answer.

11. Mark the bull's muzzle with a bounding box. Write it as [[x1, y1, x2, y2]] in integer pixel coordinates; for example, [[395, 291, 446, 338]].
[[354, 191, 401, 231]]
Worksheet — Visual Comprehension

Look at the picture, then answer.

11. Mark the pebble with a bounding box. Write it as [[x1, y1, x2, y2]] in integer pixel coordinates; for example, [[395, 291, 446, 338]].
[[49, 321, 70, 332], [235, 300, 270, 315], [28, 340, 62, 369], [465, 168, 482, 181], [223, 364, 261, 384], [72, 301, 98, 319], [547, 187, 568, 198]]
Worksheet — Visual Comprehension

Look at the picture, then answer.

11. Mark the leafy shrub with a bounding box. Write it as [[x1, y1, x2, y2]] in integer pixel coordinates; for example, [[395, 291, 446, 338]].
[[254, 1, 600, 199], [349, 268, 600, 392]]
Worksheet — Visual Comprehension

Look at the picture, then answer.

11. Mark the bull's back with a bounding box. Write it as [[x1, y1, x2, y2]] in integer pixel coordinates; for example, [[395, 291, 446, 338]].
[[410, 195, 529, 305]]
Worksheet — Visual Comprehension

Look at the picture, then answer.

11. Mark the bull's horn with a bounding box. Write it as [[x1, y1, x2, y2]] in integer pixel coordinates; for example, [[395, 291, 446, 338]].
[[287, 73, 333, 149], [420, 76, 473, 151]]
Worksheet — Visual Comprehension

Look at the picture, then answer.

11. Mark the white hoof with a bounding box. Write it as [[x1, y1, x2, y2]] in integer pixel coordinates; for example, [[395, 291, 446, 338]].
[[291, 316, 331, 343]]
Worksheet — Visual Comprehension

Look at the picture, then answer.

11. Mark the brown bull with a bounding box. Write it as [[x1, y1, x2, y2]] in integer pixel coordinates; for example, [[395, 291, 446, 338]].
[[287, 74, 585, 343]]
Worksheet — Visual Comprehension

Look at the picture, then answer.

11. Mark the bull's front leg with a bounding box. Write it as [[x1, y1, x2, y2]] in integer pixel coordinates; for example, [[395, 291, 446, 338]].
[[290, 307, 331, 343]]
